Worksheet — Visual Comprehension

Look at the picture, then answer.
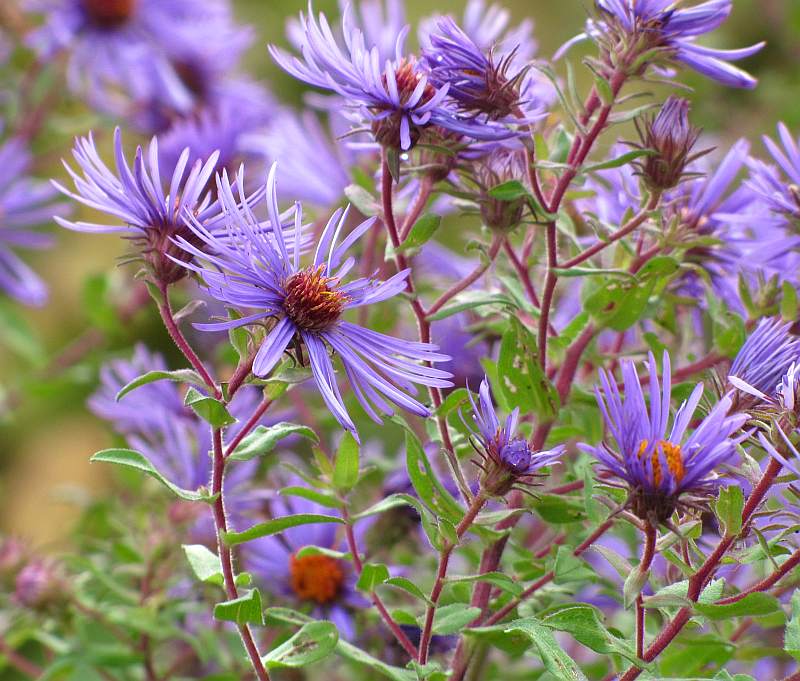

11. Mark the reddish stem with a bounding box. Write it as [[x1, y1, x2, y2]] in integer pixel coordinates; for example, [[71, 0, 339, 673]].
[[0, 636, 42, 679], [400, 175, 434, 240], [418, 494, 487, 664], [342, 511, 419, 658], [211, 429, 271, 681], [635, 525, 657, 659], [157, 284, 220, 399]]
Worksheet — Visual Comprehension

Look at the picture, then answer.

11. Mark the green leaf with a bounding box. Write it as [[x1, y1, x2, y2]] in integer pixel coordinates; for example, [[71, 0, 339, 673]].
[[497, 317, 559, 419], [90, 449, 214, 502], [336, 641, 415, 681], [713, 486, 744, 536], [352, 493, 423, 520], [585, 149, 655, 173], [429, 604, 482, 635], [488, 180, 528, 201], [213, 589, 263, 625], [333, 431, 360, 492], [383, 577, 433, 604], [553, 546, 596, 584], [785, 590, 800, 660], [280, 486, 344, 509], [782, 282, 799, 321], [447, 572, 524, 597], [182, 544, 223, 586], [540, 604, 639, 664], [224, 514, 345, 545], [467, 618, 589, 680], [355, 563, 390, 592], [404, 430, 464, 524], [228, 422, 318, 462], [426, 291, 517, 321], [693, 593, 780, 620], [344, 184, 380, 216], [115, 369, 204, 401], [184, 387, 236, 427], [263, 621, 338, 668], [395, 214, 441, 253], [532, 494, 586, 524]]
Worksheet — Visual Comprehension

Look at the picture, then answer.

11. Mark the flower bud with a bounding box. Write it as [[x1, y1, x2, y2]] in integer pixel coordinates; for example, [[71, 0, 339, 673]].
[[634, 97, 703, 191]]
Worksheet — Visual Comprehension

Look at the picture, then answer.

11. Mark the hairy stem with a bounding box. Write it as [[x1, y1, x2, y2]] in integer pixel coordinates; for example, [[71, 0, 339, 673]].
[[635, 525, 657, 659]]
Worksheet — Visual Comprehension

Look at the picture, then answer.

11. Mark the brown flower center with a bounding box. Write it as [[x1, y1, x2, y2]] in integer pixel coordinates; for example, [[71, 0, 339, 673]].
[[283, 266, 347, 332], [289, 553, 344, 605], [637, 439, 684, 488], [83, 0, 136, 28]]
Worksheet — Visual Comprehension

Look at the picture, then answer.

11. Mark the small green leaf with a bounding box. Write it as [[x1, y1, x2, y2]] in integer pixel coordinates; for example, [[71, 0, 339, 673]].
[[497, 317, 559, 419], [426, 291, 517, 321], [182, 544, 223, 586], [224, 514, 345, 545], [280, 486, 344, 509], [429, 604, 482, 635], [713, 486, 744, 537], [404, 429, 464, 524], [263, 621, 339, 668], [785, 590, 800, 660], [356, 563, 390, 592], [115, 369, 204, 401], [782, 282, 799, 321], [693, 593, 780, 620], [337, 641, 415, 681], [228, 423, 318, 462], [488, 180, 528, 201], [344, 184, 380, 216], [585, 149, 655, 173], [352, 493, 423, 520], [383, 577, 433, 604], [395, 214, 441, 253], [184, 387, 235, 427], [447, 572, 523, 597], [554, 546, 596, 585], [90, 449, 214, 502], [333, 431, 360, 492], [213, 589, 264, 625]]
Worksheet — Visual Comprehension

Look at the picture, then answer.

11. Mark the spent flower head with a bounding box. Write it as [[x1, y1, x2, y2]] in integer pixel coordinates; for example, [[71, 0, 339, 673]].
[[582, 351, 749, 526], [632, 96, 705, 191]]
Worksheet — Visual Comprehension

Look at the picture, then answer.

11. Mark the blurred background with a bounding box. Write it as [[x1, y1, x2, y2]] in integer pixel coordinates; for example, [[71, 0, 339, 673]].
[[0, 0, 797, 545]]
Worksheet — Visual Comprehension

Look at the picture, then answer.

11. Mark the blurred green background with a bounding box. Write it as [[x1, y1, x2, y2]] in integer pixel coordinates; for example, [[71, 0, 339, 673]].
[[1, 0, 797, 545]]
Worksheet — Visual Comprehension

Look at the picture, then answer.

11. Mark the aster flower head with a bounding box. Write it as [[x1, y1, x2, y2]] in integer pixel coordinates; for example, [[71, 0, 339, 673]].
[[560, 0, 763, 89], [0, 135, 69, 306], [469, 148, 529, 231], [632, 96, 705, 191], [53, 128, 226, 286], [464, 376, 563, 498], [728, 317, 800, 407], [244, 491, 366, 639], [269, 3, 517, 151], [582, 351, 749, 526], [173, 163, 453, 439]]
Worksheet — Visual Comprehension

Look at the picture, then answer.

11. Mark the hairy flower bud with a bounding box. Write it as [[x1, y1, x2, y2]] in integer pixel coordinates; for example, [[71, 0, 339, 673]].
[[633, 97, 704, 191], [474, 150, 528, 231]]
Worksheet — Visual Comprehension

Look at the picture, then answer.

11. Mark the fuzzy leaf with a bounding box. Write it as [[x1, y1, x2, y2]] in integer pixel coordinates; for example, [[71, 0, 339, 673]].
[[228, 423, 318, 462], [224, 514, 344, 545], [263, 621, 338, 668], [214, 589, 263, 625]]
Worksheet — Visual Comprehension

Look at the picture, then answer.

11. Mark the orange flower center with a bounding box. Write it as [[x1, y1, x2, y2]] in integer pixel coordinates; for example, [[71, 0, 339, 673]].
[[83, 0, 136, 27], [637, 439, 685, 487], [284, 265, 347, 332], [289, 553, 345, 605]]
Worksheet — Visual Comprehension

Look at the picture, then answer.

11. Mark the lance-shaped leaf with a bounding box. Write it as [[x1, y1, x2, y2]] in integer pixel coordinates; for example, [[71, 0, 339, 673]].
[[228, 422, 318, 462], [224, 514, 345, 545], [263, 621, 339, 668]]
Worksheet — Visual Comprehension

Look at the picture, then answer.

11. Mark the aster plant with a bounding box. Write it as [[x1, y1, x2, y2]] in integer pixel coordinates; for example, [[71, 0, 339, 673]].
[[9, 0, 800, 680]]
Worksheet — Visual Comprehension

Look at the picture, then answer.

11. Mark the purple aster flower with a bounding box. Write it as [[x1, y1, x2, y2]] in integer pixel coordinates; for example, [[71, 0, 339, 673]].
[[728, 318, 800, 404], [0, 135, 69, 306], [560, 0, 763, 89], [53, 128, 256, 286], [173, 164, 452, 439], [335, 0, 406, 65], [25, 0, 234, 118], [464, 376, 563, 497], [88, 344, 268, 538], [581, 351, 749, 525], [269, 5, 516, 151], [244, 491, 367, 640]]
